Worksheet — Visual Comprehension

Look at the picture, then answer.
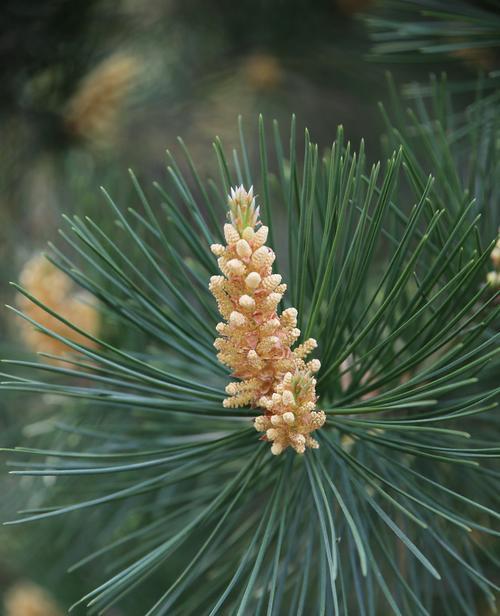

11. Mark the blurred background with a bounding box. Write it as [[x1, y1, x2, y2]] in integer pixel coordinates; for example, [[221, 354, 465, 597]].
[[0, 0, 497, 614]]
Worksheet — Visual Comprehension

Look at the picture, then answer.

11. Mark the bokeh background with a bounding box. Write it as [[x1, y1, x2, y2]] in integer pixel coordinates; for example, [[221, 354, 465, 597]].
[[0, 1, 495, 614]]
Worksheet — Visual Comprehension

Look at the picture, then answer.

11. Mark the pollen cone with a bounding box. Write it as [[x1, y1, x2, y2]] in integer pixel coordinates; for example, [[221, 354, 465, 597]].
[[210, 185, 325, 454]]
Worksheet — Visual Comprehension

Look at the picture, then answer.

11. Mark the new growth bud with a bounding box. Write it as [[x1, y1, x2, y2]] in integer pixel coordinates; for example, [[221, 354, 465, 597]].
[[209, 185, 325, 454]]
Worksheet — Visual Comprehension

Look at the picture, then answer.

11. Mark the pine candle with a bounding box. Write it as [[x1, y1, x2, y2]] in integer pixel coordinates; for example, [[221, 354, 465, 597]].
[[210, 186, 325, 454]]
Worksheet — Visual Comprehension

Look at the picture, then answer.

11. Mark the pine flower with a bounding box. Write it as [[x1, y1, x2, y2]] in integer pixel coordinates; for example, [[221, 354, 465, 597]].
[[241, 52, 283, 91], [4, 582, 63, 616], [210, 185, 325, 454], [492, 240, 500, 270], [17, 253, 99, 357], [63, 53, 140, 147], [487, 233, 500, 289]]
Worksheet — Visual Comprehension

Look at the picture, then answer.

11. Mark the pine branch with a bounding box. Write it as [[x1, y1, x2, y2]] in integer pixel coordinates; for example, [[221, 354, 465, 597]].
[[2, 108, 499, 614]]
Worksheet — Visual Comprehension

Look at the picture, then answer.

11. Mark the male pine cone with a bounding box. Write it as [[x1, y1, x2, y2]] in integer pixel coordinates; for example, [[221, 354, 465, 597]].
[[209, 185, 325, 454]]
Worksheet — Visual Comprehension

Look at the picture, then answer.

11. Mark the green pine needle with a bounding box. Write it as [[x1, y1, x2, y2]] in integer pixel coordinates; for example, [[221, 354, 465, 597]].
[[2, 100, 499, 614]]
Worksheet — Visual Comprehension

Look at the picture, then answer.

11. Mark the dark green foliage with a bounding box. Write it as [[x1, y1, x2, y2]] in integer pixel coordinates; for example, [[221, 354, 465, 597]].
[[1, 102, 499, 614], [365, 0, 500, 67]]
